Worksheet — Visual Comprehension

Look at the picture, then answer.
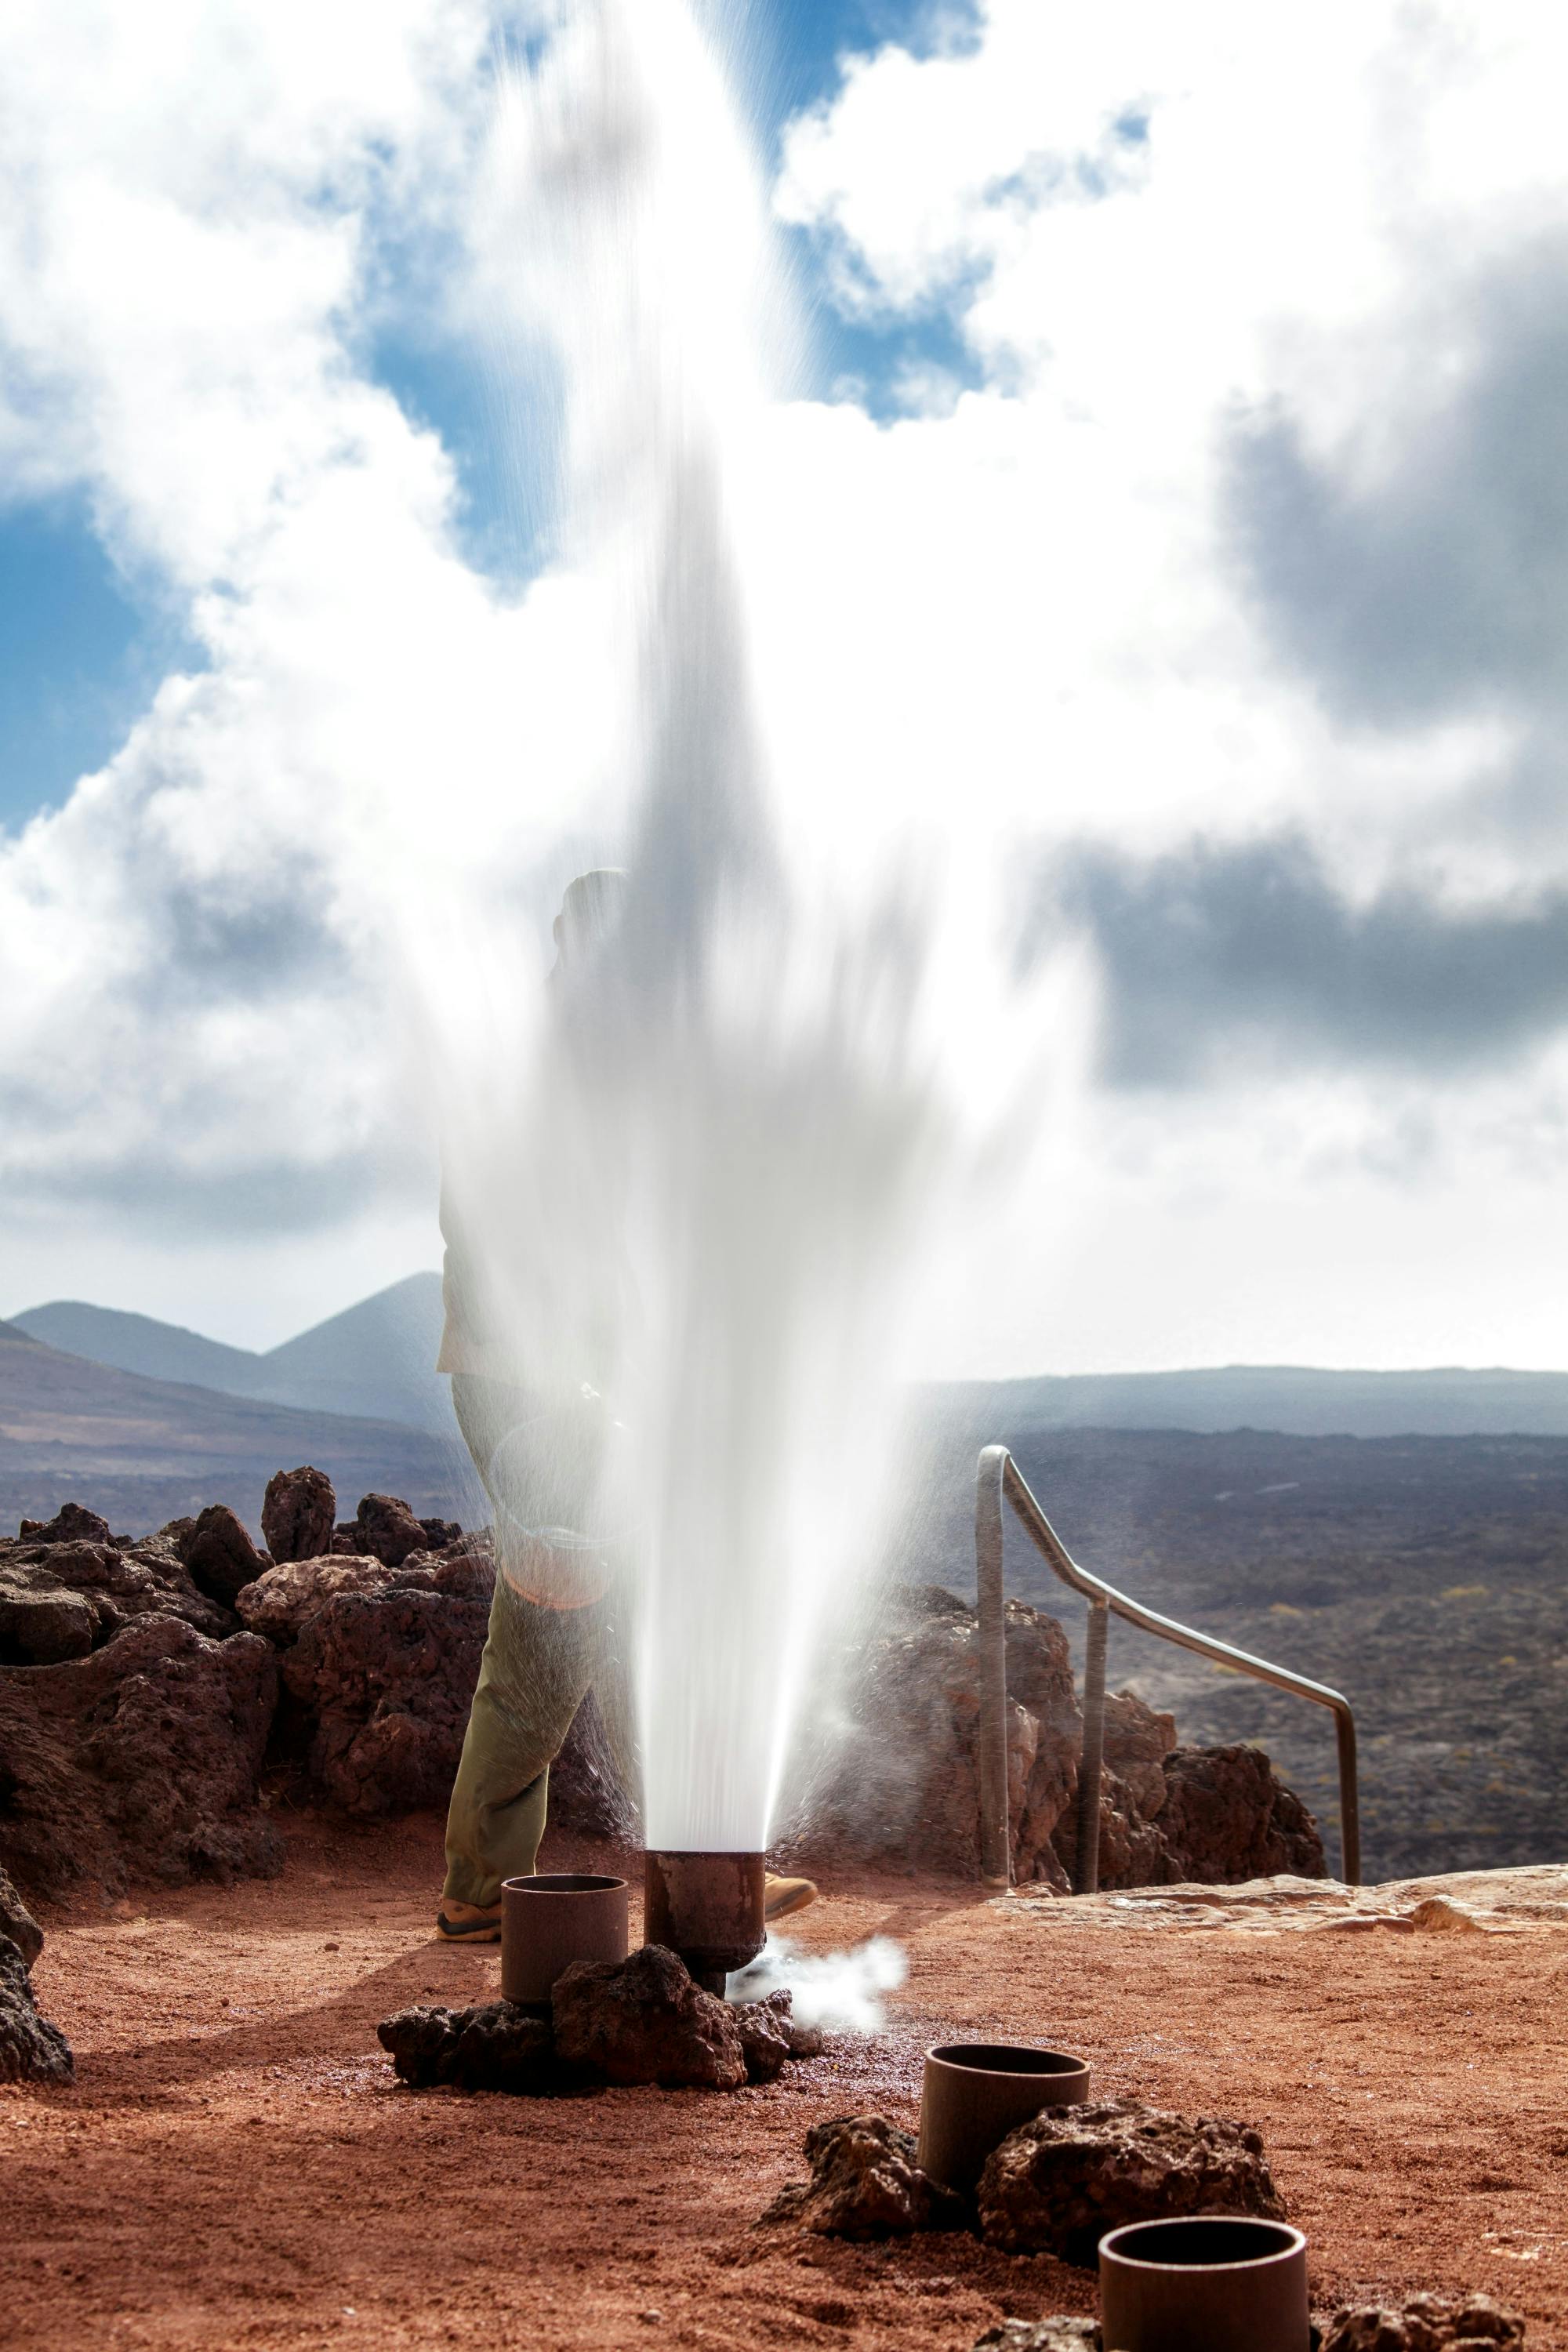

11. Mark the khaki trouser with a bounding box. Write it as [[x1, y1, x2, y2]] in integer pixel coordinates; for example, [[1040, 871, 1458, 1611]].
[[441, 1374, 633, 1911]]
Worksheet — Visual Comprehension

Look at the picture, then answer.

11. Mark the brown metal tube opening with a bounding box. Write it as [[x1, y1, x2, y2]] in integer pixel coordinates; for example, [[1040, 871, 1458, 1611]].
[[500, 1871, 629, 2007], [918, 2040, 1091, 2194], [1099, 2215, 1309, 2352], [927, 2042, 1089, 2078], [644, 1850, 766, 1992]]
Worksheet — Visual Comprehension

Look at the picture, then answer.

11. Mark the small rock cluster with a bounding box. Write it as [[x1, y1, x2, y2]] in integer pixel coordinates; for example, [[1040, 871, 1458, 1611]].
[[759, 2115, 967, 2238], [379, 1942, 823, 2096], [977, 2097, 1286, 2266], [760, 2097, 1282, 2266], [1320, 2295, 1526, 2350], [0, 1860, 73, 2086], [967, 2300, 1526, 2352], [974, 2327, 1101, 2352]]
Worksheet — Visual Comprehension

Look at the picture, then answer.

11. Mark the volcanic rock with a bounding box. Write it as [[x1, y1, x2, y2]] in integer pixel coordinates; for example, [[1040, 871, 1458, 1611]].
[[177, 1504, 268, 1607], [1320, 2293, 1526, 2350], [0, 1935, 73, 2085], [0, 1864, 43, 1968], [0, 1613, 278, 1900], [261, 1465, 336, 1565], [0, 1533, 235, 1664], [0, 1577, 95, 1666], [17, 1501, 113, 1545], [355, 1492, 429, 1568], [1156, 1744, 1327, 1882], [377, 2001, 577, 2096], [553, 1944, 746, 2090], [760, 2114, 968, 2239], [734, 1996, 791, 2082], [419, 1518, 463, 1548], [975, 2326, 1101, 2351], [807, 1588, 1080, 1886], [731, 1987, 822, 2081], [1102, 1689, 1178, 1820], [237, 1546, 495, 1814], [976, 2097, 1286, 2266]]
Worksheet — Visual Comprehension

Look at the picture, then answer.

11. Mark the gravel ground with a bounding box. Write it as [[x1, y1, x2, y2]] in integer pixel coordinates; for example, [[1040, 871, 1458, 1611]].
[[3, 1812, 1565, 2350]]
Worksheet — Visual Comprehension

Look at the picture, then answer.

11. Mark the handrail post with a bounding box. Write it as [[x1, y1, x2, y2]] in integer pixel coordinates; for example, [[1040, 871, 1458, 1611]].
[[975, 1446, 1012, 1889], [1074, 1599, 1109, 1895], [1335, 1706, 1360, 1885]]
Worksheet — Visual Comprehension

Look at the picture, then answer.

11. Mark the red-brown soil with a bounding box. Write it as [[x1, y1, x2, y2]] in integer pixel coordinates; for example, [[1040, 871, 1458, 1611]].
[[4, 1816, 1565, 2350]]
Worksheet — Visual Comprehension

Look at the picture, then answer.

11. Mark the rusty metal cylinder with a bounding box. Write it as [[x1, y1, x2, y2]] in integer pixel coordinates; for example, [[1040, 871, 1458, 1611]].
[[1098, 2216, 1310, 2351], [644, 1850, 766, 1992], [917, 2041, 1092, 2194], [500, 1872, 629, 2007]]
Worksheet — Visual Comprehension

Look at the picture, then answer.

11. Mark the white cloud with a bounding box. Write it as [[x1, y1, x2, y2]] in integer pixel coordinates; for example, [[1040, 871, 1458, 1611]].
[[1, 0, 1564, 1368], [0, 0, 635, 1338], [765, 0, 1568, 1368]]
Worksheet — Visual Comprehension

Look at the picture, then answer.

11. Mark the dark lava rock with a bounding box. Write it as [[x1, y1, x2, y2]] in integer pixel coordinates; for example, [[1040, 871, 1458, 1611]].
[[731, 1987, 823, 2082], [805, 1589, 1080, 1886], [1320, 2294, 1526, 2350], [976, 2098, 1286, 2266], [0, 1577, 95, 1665], [975, 2325, 1101, 2351], [0, 1864, 43, 1968], [236, 1547, 495, 1815], [261, 1465, 336, 1565], [419, 1518, 463, 1548], [17, 1501, 112, 1546], [0, 1935, 73, 2085], [354, 1492, 430, 1568], [735, 1995, 792, 2082], [377, 2001, 578, 2096], [553, 1944, 746, 2090], [1157, 1744, 1326, 1883], [760, 2114, 968, 2239], [0, 1614, 278, 1900], [0, 1534, 234, 1664], [178, 1504, 268, 1607]]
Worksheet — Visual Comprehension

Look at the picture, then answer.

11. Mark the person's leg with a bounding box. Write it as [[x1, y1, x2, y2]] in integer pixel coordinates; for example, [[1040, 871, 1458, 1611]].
[[441, 1572, 603, 1912], [439, 1373, 607, 1929]]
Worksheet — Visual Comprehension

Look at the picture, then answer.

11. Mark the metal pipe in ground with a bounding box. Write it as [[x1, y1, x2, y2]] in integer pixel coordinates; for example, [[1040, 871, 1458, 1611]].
[[975, 1451, 1011, 1889], [643, 1849, 765, 1993], [1073, 1599, 1109, 1896]]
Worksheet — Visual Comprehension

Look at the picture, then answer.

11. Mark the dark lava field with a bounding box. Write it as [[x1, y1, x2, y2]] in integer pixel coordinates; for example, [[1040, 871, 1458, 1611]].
[[947, 1425, 1568, 1885]]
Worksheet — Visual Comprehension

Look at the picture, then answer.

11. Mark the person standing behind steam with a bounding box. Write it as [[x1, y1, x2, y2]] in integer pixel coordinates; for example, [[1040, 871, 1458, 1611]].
[[434, 868, 816, 1940]]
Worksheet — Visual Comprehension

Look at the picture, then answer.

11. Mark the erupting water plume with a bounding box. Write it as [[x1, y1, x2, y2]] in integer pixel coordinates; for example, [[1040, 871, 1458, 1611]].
[[429, 0, 953, 1853]]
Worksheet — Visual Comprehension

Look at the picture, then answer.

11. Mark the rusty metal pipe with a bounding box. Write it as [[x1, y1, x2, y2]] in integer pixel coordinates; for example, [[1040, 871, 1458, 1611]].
[[644, 1849, 765, 1993], [975, 1457, 1011, 1889]]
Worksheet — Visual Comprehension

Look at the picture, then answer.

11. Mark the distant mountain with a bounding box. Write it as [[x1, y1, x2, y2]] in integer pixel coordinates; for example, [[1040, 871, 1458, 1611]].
[[12, 1300, 268, 1393], [14, 1276, 1568, 1442], [0, 1318, 474, 1537], [12, 1273, 452, 1435], [236, 1274, 449, 1430], [933, 1363, 1568, 1440]]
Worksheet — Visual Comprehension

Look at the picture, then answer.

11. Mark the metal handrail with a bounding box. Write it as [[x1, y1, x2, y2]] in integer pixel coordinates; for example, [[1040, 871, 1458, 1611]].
[[974, 1444, 1359, 1892]]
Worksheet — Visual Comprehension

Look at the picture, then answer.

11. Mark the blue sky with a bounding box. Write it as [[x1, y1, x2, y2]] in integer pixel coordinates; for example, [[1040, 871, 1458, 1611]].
[[0, 0, 978, 837], [5, 0, 1565, 1371]]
